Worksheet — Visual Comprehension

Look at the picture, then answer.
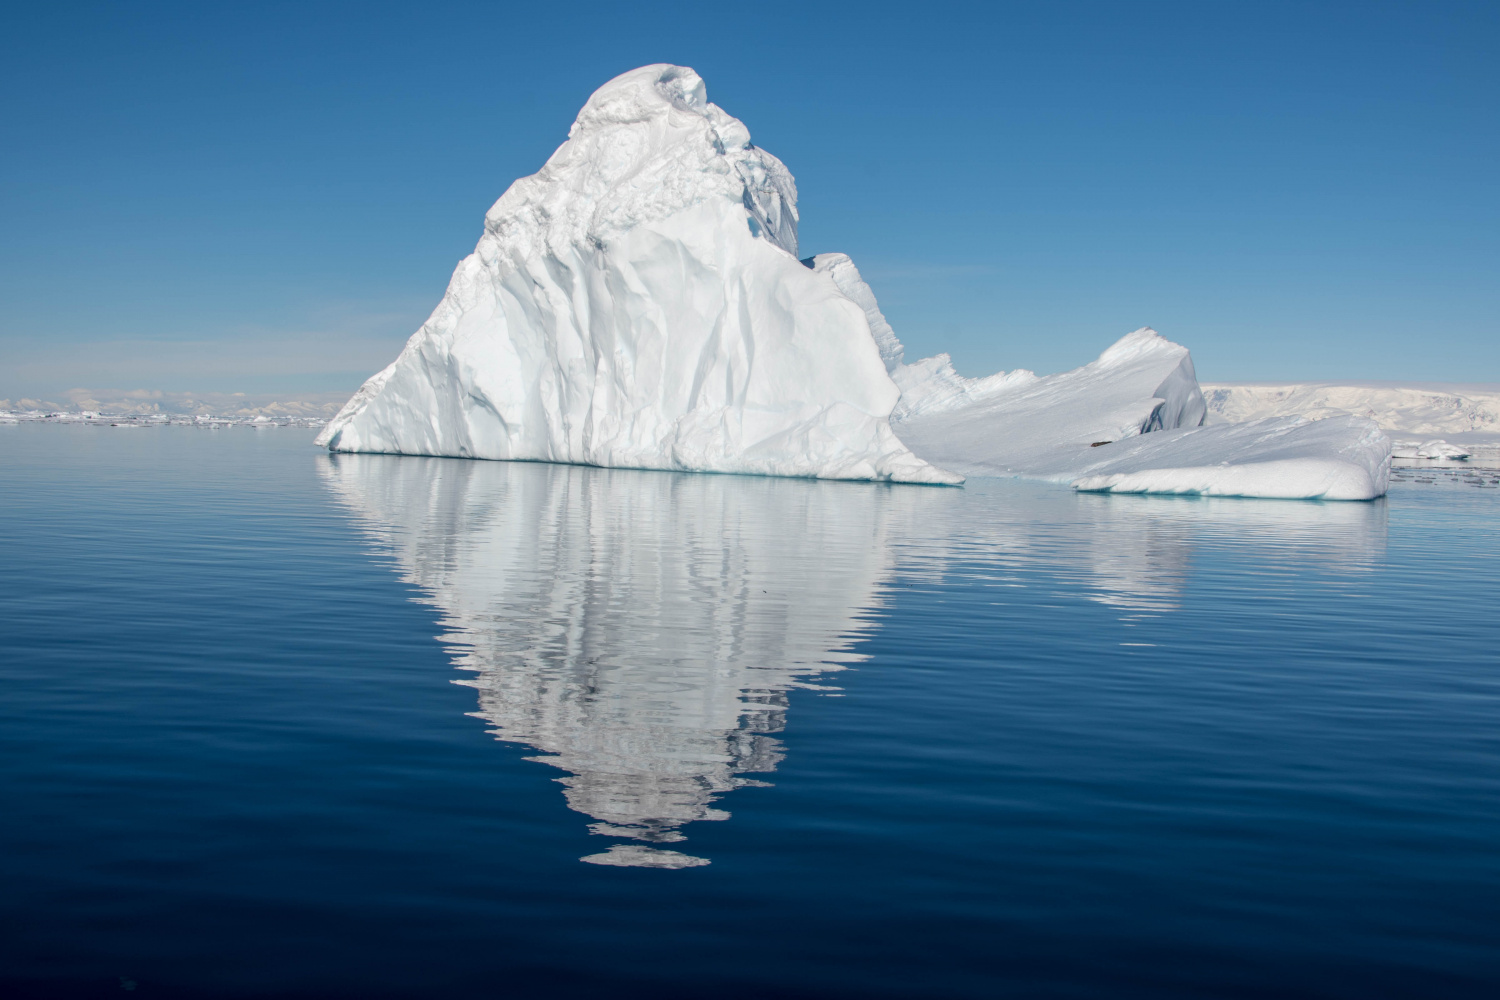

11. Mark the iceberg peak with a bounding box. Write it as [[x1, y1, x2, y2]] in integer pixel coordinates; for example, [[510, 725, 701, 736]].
[[569, 64, 710, 134], [1097, 326, 1177, 365], [480, 64, 798, 268]]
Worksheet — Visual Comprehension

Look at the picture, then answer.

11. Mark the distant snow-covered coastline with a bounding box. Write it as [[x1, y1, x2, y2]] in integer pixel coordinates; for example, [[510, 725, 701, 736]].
[[1203, 382, 1500, 442], [0, 410, 326, 429], [1201, 381, 1500, 468], [0, 387, 347, 422]]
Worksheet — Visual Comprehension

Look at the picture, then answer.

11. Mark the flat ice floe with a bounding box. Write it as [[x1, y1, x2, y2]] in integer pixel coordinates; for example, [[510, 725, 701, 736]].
[[1069, 416, 1392, 500], [319, 63, 1391, 500]]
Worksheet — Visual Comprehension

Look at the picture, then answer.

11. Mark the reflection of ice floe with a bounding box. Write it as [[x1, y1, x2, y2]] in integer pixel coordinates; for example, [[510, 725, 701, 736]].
[[319, 455, 908, 866], [1064, 492, 1389, 610], [886, 484, 1389, 614]]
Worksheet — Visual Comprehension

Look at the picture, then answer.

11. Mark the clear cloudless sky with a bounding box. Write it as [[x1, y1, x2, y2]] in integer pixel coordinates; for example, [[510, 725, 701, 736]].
[[2, 0, 1496, 398]]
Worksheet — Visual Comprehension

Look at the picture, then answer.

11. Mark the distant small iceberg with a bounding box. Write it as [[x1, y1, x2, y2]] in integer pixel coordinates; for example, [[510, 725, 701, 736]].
[[1392, 439, 1470, 460]]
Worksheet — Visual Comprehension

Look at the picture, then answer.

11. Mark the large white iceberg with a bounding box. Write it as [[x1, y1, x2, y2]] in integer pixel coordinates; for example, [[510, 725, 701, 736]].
[[320, 63, 1390, 500], [317, 64, 955, 485]]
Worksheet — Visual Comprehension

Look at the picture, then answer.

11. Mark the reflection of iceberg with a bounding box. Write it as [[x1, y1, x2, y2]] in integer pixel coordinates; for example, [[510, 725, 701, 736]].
[[316, 65, 953, 485], [318, 454, 907, 866], [318, 457, 1389, 865]]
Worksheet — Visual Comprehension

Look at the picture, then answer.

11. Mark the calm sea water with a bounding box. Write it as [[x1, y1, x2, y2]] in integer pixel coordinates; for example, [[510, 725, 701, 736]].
[[2, 424, 1498, 999]]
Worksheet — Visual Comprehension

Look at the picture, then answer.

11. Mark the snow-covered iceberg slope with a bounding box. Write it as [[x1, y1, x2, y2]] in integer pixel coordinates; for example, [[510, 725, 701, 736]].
[[804, 254, 1383, 500], [317, 65, 956, 485], [848, 256, 1388, 499], [888, 330, 1389, 498], [892, 326, 1208, 474]]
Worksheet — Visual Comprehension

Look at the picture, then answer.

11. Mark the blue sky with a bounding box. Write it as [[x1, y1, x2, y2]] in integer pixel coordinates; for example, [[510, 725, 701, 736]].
[[2, 0, 1496, 398]]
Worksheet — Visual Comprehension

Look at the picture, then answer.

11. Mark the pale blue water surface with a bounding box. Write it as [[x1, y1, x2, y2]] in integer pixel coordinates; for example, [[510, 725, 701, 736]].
[[2, 424, 1498, 998]]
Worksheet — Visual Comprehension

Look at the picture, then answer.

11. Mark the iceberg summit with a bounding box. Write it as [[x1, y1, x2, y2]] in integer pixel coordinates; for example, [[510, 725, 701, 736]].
[[319, 64, 1390, 500]]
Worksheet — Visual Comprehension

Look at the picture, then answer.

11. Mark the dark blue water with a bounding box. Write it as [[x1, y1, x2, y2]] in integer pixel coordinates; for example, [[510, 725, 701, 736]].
[[2, 424, 1498, 999]]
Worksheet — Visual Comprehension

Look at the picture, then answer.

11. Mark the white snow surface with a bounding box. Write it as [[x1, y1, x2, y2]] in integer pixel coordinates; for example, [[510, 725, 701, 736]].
[[316, 65, 956, 485], [894, 326, 1206, 441], [803, 255, 1381, 500]]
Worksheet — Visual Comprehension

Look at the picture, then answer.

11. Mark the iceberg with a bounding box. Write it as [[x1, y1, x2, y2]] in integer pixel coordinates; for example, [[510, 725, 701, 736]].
[[319, 63, 1390, 500], [317, 64, 956, 485], [1392, 439, 1470, 460]]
